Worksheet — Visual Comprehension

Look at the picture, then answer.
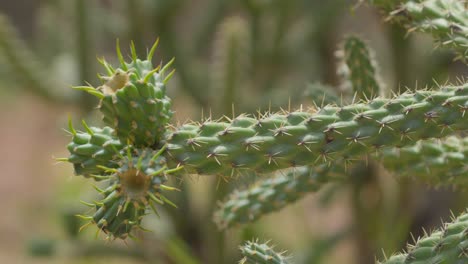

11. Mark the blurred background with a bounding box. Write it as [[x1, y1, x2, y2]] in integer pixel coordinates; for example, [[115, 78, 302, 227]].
[[0, 0, 467, 263]]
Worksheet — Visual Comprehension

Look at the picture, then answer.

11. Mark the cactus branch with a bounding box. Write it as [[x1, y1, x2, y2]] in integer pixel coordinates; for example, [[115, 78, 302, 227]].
[[214, 136, 467, 229], [378, 209, 468, 264], [374, 0, 468, 61], [165, 84, 468, 175], [239, 240, 291, 264]]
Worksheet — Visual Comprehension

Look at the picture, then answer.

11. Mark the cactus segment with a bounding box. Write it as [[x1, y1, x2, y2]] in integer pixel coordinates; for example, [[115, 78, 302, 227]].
[[214, 165, 344, 230], [380, 136, 468, 186], [378, 0, 468, 61], [80, 147, 178, 239], [214, 137, 468, 230], [239, 240, 291, 264], [378, 209, 468, 264], [165, 84, 468, 175], [78, 41, 173, 147], [66, 125, 123, 178], [339, 36, 381, 99]]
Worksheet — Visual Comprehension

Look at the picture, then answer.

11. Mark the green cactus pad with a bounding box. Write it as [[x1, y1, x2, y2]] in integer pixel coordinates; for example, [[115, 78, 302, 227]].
[[76, 40, 174, 147], [165, 84, 468, 176], [66, 123, 123, 178], [340, 36, 381, 99], [240, 240, 291, 264], [79, 147, 180, 240], [378, 209, 468, 264]]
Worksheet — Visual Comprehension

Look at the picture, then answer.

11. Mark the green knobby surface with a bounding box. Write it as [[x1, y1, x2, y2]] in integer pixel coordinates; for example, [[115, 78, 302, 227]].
[[165, 84, 468, 176], [214, 136, 467, 229], [78, 147, 178, 239], [378, 209, 468, 264], [214, 165, 344, 230], [240, 240, 291, 264], [341, 36, 381, 99], [381, 0, 468, 61], [66, 124, 123, 178], [380, 136, 468, 186], [77, 40, 173, 147]]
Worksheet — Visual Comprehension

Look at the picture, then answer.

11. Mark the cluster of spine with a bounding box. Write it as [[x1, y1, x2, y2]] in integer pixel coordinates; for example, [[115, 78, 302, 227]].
[[214, 136, 467, 229], [377, 0, 468, 61], [64, 41, 180, 239], [239, 240, 290, 264], [338, 36, 382, 99], [165, 84, 468, 175], [378, 210, 468, 264], [78, 148, 179, 240]]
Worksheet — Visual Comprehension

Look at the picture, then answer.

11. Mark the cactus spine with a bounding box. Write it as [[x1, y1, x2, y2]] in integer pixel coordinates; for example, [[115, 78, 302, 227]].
[[240, 240, 291, 264], [375, 0, 468, 61], [378, 210, 468, 264]]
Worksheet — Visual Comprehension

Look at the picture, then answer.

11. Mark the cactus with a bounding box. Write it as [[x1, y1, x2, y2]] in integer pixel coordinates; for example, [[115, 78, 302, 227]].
[[165, 84, 468, 175], [64, 121, 123, 178], [338, 36, 382, 99], [239, 240, 291, 264], [56, 1, 468, 262], [76, 40, 174, 147], [77, 147, 180, 240], [378, 210, 468, 264], [214, 165, 344, 230], [214, 136, 467, 229], [373, 0, 468, 61]]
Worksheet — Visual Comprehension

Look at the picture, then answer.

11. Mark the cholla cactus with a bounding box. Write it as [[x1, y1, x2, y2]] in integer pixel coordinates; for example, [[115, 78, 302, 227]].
[[61, 0, 468, 262]]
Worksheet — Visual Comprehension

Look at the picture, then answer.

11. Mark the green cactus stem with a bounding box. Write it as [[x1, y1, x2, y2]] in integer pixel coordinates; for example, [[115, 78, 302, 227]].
[[77, 147, 181, 240], [214, 136, 467, 229], [376, 0, 468, 61], [76, 40, 174, 147], [380, 136, 468, 186], [64, 120, 123, 178], [165, 84, 468, 176], [240, 240, 291, 264], [378, 209, 468, 264], [339, 36, 382, 99], [214, 165, 345, 229]]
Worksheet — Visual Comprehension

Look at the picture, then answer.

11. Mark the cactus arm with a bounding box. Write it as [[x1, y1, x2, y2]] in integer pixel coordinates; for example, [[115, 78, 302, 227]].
[[214, 165, 344, 230], [378, 209, 468, 264], [339, 36, 382, 99], [239, 240, 291, 264], [380, 136, 468, 186], [374, 0, 468, 61], [213, 136, 467, 229], [66, 125, 124, 178], [165, 84, 468, 175]]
